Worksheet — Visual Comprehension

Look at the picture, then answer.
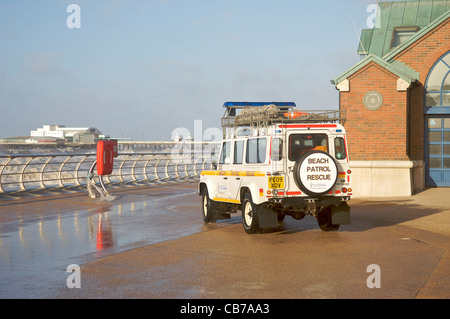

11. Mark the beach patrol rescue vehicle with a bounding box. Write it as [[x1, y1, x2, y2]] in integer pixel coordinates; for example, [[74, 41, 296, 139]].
[[199, 102, 352, 234]]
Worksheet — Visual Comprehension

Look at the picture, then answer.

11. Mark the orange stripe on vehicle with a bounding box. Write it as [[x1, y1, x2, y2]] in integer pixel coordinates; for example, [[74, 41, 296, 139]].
[[277, 191, 302, 196], [278, 124, 337, 128]]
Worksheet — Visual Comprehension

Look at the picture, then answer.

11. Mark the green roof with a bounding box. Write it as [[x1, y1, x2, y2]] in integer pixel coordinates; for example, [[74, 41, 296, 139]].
[[333, 0, 450, 86], [358, 0, 450, 57]]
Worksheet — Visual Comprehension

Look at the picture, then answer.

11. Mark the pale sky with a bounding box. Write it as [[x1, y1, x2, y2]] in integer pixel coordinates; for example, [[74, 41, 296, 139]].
[[0, 0, 377, 141]]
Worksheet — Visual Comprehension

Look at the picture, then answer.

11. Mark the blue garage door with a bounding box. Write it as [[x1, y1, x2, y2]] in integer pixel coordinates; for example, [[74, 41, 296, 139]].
[[426, 116, 450, 186]]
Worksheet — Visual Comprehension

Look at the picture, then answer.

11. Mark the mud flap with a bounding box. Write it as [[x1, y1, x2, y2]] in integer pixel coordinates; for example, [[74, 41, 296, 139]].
[[331, 202, 351, 225], [258, 205, 279, 229]]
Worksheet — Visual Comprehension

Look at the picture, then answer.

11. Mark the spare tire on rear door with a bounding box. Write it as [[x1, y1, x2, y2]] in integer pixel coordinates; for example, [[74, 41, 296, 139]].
[[293, 150, 338, 196]]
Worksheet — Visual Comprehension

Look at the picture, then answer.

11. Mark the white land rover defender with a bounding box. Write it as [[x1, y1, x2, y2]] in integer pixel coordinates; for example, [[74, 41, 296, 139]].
[[199, 102, 352, 234]]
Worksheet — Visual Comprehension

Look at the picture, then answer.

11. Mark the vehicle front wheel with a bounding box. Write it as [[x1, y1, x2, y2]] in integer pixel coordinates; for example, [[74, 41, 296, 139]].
[[202, 189, 214, 223], [242, 193, 260, 234]]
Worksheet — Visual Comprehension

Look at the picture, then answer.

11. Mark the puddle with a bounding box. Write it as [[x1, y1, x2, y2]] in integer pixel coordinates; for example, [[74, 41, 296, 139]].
[[0, 191, 208, 298]]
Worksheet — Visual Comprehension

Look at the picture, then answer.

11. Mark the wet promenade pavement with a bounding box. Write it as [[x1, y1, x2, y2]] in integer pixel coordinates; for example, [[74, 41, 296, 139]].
[[1, 183, 450, 299], [0, 182, 210, 298]]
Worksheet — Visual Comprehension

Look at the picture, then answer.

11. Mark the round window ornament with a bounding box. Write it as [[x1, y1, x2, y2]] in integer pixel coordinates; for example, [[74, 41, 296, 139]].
[[363, 90, 383, 111]]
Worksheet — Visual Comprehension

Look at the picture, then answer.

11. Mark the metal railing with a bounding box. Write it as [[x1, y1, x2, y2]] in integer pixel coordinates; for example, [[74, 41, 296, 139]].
[[0, 145, 219, 194]]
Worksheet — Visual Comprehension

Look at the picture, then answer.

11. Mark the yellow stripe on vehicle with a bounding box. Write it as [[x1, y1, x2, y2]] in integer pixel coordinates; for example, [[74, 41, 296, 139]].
[[213, 197, 241, 204], [201, 170, 266, 177], [200, 170, 218, 176]]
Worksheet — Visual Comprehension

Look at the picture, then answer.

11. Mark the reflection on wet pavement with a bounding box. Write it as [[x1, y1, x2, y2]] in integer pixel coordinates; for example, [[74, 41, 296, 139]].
[[0, 188, 227, 298]]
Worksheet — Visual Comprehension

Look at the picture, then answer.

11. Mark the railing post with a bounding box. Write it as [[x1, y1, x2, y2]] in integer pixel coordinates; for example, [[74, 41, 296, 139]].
[[75, 155, 91, 186], [0, 157, 13, 193], [40, 156, 54, 189], [154, 154, 164, 181], [19, 157, 34, 191], [118, 155, 130, 183], [58, 156, 72, 188], [143, 155, 154, 181], [131, 155, 143, 181], [164, 154, 171, 179]]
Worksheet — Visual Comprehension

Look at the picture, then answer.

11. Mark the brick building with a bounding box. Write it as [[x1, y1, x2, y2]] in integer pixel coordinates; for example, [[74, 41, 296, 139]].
[[332, 0, 450, 196]]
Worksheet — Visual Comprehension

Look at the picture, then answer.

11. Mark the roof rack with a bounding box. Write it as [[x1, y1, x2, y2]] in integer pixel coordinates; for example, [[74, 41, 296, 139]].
[[221, 102, 346, 136]]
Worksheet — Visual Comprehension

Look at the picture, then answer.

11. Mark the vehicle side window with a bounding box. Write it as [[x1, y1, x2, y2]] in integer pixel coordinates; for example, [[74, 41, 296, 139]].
[[271, 138, 282, 161], [234, 140, 244, 164], [288, 134, 328, 161], [246, 138, 267, 164], [219, 141, 231, 164], [334, 137, 347, 160]]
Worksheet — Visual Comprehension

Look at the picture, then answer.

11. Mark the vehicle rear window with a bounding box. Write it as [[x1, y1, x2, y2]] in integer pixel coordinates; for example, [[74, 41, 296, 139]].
[[334, 137, 347, 160], [271, 138, 282, 161], [288, 134, 328, 161]]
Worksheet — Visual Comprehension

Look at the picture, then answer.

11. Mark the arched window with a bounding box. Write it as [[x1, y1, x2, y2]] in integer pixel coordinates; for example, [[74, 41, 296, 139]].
[[425, 51, 450, 113], [425, 51, 450, 187]]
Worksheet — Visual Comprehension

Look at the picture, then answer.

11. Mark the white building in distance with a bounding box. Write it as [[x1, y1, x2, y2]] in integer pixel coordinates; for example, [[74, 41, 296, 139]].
[[31, 125, 107, 143]]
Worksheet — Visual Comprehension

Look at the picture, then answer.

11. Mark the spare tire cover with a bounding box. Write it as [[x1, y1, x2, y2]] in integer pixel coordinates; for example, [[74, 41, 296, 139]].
[[293, 150, 338, 196]]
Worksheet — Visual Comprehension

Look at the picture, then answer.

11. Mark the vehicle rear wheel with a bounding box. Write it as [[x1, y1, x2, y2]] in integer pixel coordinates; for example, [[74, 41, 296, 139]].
[[202, 189, 214, 223], [317, 207, 340, 232], [242, 193, 260, 234]]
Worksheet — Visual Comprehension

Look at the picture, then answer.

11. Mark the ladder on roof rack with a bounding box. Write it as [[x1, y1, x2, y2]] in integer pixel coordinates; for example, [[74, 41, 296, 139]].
[[221, 102, 346, 137]]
